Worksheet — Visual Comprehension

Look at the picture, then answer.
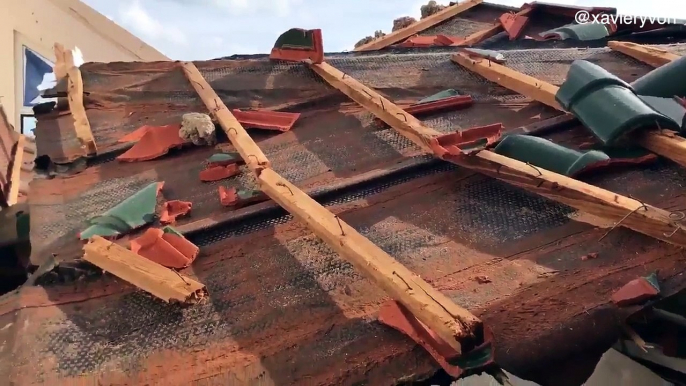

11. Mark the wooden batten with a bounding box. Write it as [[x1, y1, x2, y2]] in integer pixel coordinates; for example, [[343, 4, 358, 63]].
[[608, 41, 680, 68], [450, 52, 686, 169], [354, 0, 484, 51], [83, 236, 207, 304], [6, 135, 25, 206], [55, 43, 97, 156], [180, 62, 271, 174], [182, 62, 483, 354], [309, 60, 686, 247]]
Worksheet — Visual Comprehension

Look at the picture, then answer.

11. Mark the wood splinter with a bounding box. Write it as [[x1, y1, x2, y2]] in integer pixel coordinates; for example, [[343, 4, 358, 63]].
[[83, 236, 207, 304]]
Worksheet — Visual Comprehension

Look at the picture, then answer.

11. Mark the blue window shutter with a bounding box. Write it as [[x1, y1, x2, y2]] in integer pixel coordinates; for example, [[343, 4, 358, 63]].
[[23, 48, 53, 106]]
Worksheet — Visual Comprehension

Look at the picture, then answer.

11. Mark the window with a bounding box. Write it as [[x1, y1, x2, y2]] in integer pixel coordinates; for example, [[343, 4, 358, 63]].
[[20, 114, 36, 137]]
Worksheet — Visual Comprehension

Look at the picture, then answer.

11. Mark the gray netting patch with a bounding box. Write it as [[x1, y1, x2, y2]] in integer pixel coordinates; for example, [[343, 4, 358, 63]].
[[359, 217, 455, 273], [663, 44, 686, 56], [31, 177, 156, 245], [451, 176, 574, 244], [282, 235, 362, 294], [586, 161, 686, 199], [420, 17, 491, 37], [503, 47, 644, 85], [370, 128, 420, 154]]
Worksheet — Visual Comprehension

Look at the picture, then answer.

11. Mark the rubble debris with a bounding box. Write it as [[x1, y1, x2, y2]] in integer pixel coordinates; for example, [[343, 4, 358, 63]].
[[270, 28, 324, 64], [499, 12, 530, 40], [355, 30, 385, 48], [218, 186, 266, 208], [180, 113, 216, 146], [392, 16, 416, 32], [431, 123, 503, 159], [232, 109, 301, 132], [421, 0, 446, 19], [378, 301, 495, 378], [200, 164, 241, 182], [84, 235, 206, 303], [159, 200, 192, 225], [611, 273, 660, 307], [130, 226, 199, 269], [581, 252, 599, 260], [474, 275, 492, 284], [207, 152, 243, 167], [79, 182, 164, 240], [433, 34, 465, 46], [116, 124, 186, 162]]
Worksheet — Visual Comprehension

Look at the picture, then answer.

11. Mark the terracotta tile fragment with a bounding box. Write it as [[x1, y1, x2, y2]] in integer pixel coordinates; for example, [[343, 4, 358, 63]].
[[232, 109, 301, 132], [117, 124, 185, 162], [130, 227, 199, 269], [160, 200, 192, 225], [581, 252, 598, 261], [378, 301, 463, 378], [611, 277, 659, 307], [218, 186, 266, 208], [199, 164, 241, 182], [474, 275, 492, 284]]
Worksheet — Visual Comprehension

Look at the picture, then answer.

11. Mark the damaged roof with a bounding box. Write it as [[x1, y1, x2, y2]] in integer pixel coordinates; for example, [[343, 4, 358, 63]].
[[5, 5, 686, 385], [353, 0, 686, 52]]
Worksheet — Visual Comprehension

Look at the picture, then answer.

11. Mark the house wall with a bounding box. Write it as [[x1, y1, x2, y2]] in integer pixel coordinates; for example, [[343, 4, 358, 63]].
[[0, 0, 169, 132]]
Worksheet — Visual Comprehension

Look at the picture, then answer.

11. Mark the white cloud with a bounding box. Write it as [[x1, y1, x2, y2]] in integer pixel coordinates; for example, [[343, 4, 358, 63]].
[[120, 0, 188, 45], [205, 0, 302, 16]]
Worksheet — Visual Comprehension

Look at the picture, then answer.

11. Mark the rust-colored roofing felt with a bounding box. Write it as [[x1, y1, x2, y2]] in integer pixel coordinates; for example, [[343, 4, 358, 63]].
[[9, 25, 686, 385]]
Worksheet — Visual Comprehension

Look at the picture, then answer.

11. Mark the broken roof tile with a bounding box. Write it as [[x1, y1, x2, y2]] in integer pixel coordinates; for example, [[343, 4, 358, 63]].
[[541, 23, 610, 41], [200, 164, 241, 182], [270, 28, 324, 64], [79, 182, 164, 240], [493, 135, 610, 177], [232, 109, 301, 132], [417, 89, 462, 104], [159, 200, 192, 225], [218, 186, 266, 208], [116, 124, 186, 162], [632, 55, 686, 98], [430, 123, 502, 159], [397, 35, 441, 48], [499, 12, 529, 40], [130, 226, 199, 269], [556, 60, 681, 145], [639, 96, 686, 132], [207, 152, 243, 167], [611, 274, 660, 307], [433, 35, 465, 46]]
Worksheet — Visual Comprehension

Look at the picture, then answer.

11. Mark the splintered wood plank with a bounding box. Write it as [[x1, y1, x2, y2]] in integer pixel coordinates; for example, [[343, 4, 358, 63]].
[[258, 168, 480, 353], [310, 62, 439, 152], [67, 66, 97, 156], [354, 0, 484, 52], [182, 61, 482, 354], [608, 41, 680, 68], [6, 135, 25, 206], [180, 62, 270, 174], [83, 236, 207, 304], [451, 52, 686, 169], [310, 60, 686, 247]]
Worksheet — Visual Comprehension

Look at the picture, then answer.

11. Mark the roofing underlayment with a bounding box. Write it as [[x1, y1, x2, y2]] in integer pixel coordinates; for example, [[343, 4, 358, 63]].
[[4, 4, 686, 385]]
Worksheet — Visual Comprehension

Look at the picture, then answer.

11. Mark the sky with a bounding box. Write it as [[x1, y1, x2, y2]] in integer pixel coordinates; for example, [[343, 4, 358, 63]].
[[81, 0, 686, 60]]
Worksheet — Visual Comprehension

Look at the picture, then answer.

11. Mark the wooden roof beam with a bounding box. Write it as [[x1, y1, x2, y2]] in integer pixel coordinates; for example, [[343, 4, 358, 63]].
[[608, 41, 680, 68], [354, 0, 483, 52], [180, 61, 482, 355], [6, 135, 25, 206], [55, 43, 97, 156], [308, 60, 686, 247], [450, 52, 686, 168]]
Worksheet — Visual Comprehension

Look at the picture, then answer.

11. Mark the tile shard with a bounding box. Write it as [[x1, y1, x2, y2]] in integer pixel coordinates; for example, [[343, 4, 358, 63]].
[[130, 227, 199, 269], [199, 164, 241, 182], [430, 123, 503, 159], [493, 135, 610, 177], [232, 109, 301, 132], [611, 273, 660, 307], [556, 60, 681, 145], [79, 182, 164, 240], [116, 124, 186, 162], [207, 152, 244, 167], [84, 235, 206, 303], [541, 23, 611, 41], [218, 186, 266, 208], [160, 200, 192, 225], [269, 28, 324, 64], [499, 12, 529, 40], [378, 301, 495, 378]]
